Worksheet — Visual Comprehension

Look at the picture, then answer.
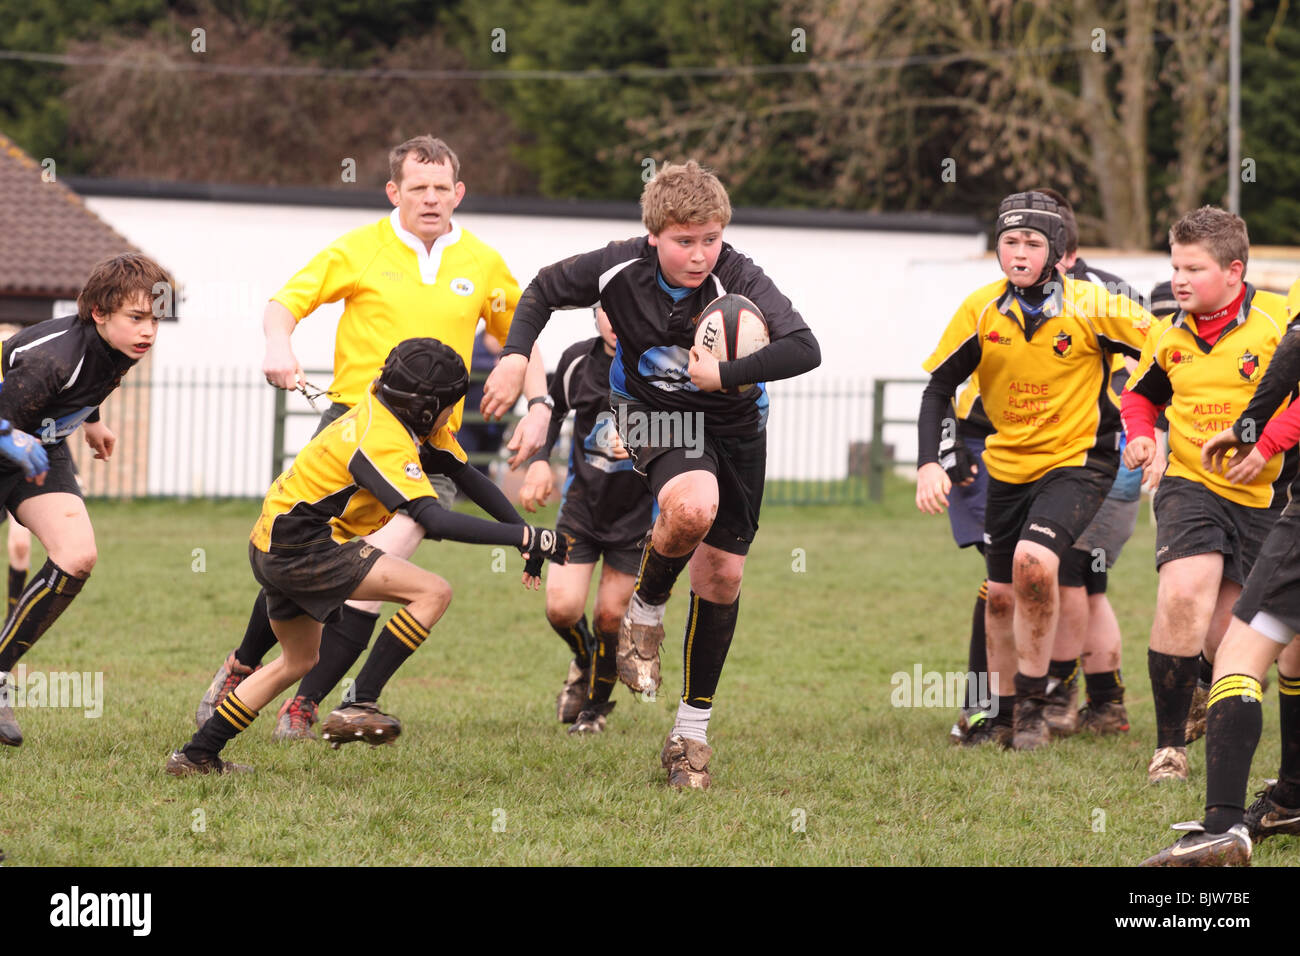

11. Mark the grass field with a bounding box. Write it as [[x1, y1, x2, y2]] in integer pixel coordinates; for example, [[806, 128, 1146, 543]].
[[0, 483, 1293, 867]]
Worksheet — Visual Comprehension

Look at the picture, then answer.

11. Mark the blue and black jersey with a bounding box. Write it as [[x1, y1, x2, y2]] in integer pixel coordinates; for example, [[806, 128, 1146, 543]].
[[503, 237, 819, 438], [0, 315, 137, 446]]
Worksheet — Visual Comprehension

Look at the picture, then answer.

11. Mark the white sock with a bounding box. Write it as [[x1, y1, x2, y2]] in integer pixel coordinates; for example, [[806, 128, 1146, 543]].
[[627, 593, 666, 627], [673, 701, 711, 743]]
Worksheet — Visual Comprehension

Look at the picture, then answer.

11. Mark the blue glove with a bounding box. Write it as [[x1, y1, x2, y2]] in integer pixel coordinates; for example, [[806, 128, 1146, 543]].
[[0, 421, 49, 479]]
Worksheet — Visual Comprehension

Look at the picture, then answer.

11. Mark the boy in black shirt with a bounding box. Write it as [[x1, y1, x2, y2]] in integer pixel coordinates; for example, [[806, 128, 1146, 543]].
[[484, 161, 820, 787], [0, 252, 172, 746], [521, 307, 655, 733]]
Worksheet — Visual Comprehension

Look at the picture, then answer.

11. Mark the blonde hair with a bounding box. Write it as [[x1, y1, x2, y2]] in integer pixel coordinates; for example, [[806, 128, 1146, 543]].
[[640, 160, 732, 235], [1169, 206, 1249, 270]]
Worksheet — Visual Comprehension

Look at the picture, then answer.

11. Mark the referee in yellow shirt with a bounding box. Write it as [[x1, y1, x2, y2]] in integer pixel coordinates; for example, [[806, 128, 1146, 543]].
[[194, 136, 555, 742]]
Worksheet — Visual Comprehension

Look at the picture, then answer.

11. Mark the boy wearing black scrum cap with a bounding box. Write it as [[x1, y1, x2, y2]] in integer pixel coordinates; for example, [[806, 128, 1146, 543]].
[[166, 339, 566, 774], [917, 191, 1153, 751]]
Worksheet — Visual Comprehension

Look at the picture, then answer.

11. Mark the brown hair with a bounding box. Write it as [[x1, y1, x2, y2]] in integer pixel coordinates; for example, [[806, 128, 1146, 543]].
[[1169, 206, 1249, 270], [389, 135, 460, 185], [77, 253, 174, 323], [640, 160, 732, 235], [1031, 187, 1078, 254]]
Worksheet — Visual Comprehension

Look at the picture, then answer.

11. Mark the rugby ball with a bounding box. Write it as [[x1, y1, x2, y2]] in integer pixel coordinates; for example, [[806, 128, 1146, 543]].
[[694, 294, 769, 364]]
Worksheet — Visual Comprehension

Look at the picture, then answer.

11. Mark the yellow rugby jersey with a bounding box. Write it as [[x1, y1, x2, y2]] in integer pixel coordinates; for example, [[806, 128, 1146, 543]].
[[923, 276, 1153, 484], [251, 390, 467, 555], [1289, 277, 1300, 319], [273, 212, 520, 432], [1127, 286, 1295, 507]]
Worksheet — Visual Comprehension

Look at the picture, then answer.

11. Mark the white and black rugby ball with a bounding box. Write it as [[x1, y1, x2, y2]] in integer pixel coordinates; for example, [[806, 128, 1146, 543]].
[[694, 293, 769, 390]]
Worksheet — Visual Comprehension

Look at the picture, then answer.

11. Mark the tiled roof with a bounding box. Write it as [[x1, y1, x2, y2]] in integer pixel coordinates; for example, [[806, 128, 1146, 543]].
[[0, 132, 140, 297]]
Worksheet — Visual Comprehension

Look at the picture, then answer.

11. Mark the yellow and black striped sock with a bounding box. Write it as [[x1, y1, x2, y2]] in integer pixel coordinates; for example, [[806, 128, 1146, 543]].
[[1204, 674, 1264, 832], [587, 626, 618, 706], [636, 544, 694, 607], [681, 592, 739, 709], [549, 615, 592, 667], [351, 608, 430, 704], [186, 690, 258, 760], [0, 559, 86, 671], [1084, 668, 1124, 704], [1273, 671, 1300, 806], [968, 581, 988, 682]]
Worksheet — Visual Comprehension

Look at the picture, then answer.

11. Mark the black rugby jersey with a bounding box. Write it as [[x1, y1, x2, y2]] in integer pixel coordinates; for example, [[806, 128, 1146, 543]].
[[0, 315, 137, 444], [531, 337, 654, 548], [503, 237, 819, 437]]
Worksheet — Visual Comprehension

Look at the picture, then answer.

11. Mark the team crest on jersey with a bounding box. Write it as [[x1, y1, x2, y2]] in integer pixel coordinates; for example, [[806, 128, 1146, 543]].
[[1052, 332, 1072, 358], [404, 461, 423, 480], [1238, 350, 1261, 382], [450, 278, 475, 296]]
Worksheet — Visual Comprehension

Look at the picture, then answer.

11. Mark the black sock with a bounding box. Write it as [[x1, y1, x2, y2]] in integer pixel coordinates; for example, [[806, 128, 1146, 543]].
[[1149, 649, 1200, 748], [1203, 674, 1264, 833], [7, 566, 25, 618], [967, 582, 988, 676], [966, 582, 989, 708], [0, 560, 86, 671], [1197, 652, 1214, 687], [550, 615, 592, 667], [681, 592, 738, 708], [587, 626, 618, 706], [1274, 671, 1300, 805], [994, 694, 1016, 728], [187, 690, 257, 760], [636, 544, 694, 606], [1085, 668, 1124, 704], [298, 605, 380, 705], [1049, 658, 1079, 684], [234, 591, 280, 669], [351, 608, 429, 704]]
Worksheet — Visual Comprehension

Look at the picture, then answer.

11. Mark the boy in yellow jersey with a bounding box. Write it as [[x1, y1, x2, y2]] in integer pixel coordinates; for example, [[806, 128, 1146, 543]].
[[917, 191, 1153, 751], [195, 137, 556, 741], [1140, 278, 1300, 865], [1122, 207, 1296, 785], [166, 339, 566, 774]]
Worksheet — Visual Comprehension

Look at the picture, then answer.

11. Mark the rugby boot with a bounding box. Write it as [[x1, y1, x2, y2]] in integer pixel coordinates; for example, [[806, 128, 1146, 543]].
[[271, 695, 319, 741], [661, 733, 712, 790], [556, 659, 590, 723], [1012, 694, 1051, 751], [1148, 745, 1189, 784], [1244, 779, 1300, 844], [616, 607, 665, 694], [320, 701, 402, 749], [1043, 673, 1079, 737], [1078, 700, 1130, 735], [165, 748, 252, 776], [1140, 822, 1251, 867], [569, 701, 616, 735], [957, 710, 1011, 749], [0, 671, 20, 746]]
